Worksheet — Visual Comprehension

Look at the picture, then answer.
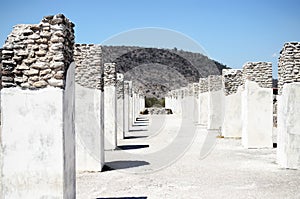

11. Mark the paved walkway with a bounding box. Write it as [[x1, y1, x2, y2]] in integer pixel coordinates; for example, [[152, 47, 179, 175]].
[[77, 114, 300, 199]]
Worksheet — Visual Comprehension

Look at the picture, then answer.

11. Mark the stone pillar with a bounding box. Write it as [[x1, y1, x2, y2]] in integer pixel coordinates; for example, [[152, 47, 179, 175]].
[[277, 42, 300, 169], [123, 81, 130, 134], [198, 78, 209, 126], [132, 91, 137, 125], [117, 73, 124, 140], [128, 81, 133, 129], [74, 44, 104, 171], [0, 14, 75, 198], [104, 63, 117, 150], [207, 75, 224, 131], [222, 69, 243, 137], [141, 95, 145, 110], [242, 62, 273, 148], [193, 83, 200, 123]]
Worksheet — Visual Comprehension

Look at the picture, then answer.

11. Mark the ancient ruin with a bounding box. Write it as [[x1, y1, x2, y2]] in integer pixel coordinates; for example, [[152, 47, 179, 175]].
[[0, 13, 300, 198]]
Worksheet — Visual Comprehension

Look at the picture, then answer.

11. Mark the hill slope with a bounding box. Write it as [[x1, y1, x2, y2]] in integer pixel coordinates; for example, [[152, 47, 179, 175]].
[[101, 46, 229, 98]]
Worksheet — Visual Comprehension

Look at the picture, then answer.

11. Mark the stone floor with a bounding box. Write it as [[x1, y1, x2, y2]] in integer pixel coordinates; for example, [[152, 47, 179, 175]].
[[76, 115, 300, 199]]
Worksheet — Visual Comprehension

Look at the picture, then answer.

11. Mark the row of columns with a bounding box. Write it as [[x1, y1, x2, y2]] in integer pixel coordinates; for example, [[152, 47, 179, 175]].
[[0, 15, 146, 198], [166, 42, 300, 170]]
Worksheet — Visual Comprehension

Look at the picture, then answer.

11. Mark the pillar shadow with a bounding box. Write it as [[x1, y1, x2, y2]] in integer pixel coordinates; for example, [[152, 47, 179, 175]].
[[116, 144, 149, 150], [136, 118, 149, 122], [124, 135, 148, 139], [97, 197, 147, 199], [129, 129, 148, 132], [132, 124, 148, 127], [102, 160, 149, 171]]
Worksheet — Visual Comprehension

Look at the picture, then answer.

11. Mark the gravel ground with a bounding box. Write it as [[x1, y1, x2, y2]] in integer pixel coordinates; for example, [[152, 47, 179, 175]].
[[76, 115, 300, 199]]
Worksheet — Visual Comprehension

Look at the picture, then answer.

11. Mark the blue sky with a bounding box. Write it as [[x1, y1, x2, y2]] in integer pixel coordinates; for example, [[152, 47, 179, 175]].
[[1, 0, 300, 78]]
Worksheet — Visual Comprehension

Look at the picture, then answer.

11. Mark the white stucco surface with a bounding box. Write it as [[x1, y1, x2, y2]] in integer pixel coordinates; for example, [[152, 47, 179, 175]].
[[1, 88, 64, 198], [198, 92, 208, 126], [63, 62, 76, 198], [117, 97, 124, 140], [222, 87, 242, 138], [75, 83, 104, 171], [277, 82, 300, 169], [0, 62, 76, 198], [242, 80, 273, 148], [104, 86, 117, 150], [207, 90, 224, 130], [124, 91, 130, 134]]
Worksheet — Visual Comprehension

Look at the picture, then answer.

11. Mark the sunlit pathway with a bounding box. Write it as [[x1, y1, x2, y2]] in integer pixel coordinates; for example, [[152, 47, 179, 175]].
[[76, 114, 300, 199]]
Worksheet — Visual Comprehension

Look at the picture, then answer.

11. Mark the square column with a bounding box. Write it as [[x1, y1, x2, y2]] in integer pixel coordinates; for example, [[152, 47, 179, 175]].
[[241, 62, 273, 148], [222, 69, 243, 138], [0, 14, 75, 198], [277, 42, 300, 169], [74, 44, 104, 171], [198, 78, 209, 126], [207, 75, 224, 131], [117, 73, 124, 140], [104, 63, 117, 150], [123, 81, 130, 135]]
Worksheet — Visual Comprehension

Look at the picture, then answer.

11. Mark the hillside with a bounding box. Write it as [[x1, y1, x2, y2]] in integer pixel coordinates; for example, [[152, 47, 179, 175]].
[[101, 46, 229, 98]]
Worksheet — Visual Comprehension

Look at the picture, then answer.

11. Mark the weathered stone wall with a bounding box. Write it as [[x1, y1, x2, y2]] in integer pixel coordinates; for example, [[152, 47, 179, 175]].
[[208, 75, 222, 92], [222, 69, 243, 96], [242, 62, 272, 88], [193, 83, 199, 98], [199, 78, 208, 93], [188, 83, 193, 96], [104, 63, 116, 86], [278, 42, 300, 94], [117, 73, 124, 99], [1, 14, 74, 89], [74, 44, 102, 90]]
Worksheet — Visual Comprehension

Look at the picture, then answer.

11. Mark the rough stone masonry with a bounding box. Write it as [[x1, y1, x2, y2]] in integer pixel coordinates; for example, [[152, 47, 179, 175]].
[[222, 69, 243, 96], [1, 14, 74, 89], [242, 62, 273, 89], [74, 44, 103, 90], [278, 42, 300, 94]]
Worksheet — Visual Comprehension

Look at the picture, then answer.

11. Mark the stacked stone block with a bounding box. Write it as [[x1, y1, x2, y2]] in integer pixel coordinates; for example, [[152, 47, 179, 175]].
[[199, 78, 208, 93], [208, 75, 222, 92], [1, 14, 75, 89], [222, 69, 243, 96], [278, 42, 300, 94], [74, 44, 102, 90], [242, 62, 272, 89], [193, 83, 199, 98]]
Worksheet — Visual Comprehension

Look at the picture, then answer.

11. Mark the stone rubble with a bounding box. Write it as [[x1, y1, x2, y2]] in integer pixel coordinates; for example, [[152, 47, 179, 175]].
[[117, 73, 124, 99], [242, 62, 272, 89], [74, 44, 102, 90], [222, 69, 243, 96], [208, 75, 222, 92], [103, 63, 117, 86], [199, 78, 208, 93], [1, 14, 75, 89], [278, 42, 300, 94]]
